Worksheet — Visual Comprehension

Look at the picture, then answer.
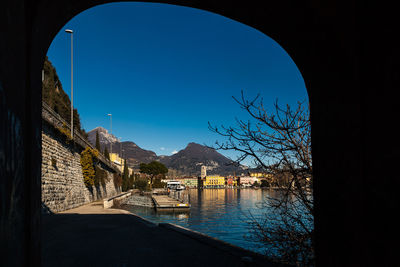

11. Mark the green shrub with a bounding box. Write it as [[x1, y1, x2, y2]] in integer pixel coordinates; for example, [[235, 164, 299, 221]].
[[260, 179, 270, 188], [113, 173, 122, 188], [134, 179, 149, 191], [94, 166, 108, 187], [80, 147, 99, 188], [56, 122, 72, 142], [152, 177, 166, 188]]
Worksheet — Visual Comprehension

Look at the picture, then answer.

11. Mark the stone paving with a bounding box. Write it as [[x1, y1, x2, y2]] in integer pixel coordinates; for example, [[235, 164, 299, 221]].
[[41, 201, 284, 267]]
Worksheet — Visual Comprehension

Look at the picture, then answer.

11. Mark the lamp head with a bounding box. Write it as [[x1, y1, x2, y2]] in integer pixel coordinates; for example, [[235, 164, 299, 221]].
[[65, 29, 73, 33]]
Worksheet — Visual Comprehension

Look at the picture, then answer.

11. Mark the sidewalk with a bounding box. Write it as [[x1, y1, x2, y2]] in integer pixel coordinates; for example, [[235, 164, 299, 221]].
[[41, 201, 282, 267]]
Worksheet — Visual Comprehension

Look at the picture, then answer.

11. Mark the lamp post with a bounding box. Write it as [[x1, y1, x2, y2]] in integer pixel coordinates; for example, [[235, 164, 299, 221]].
[[65, 29, 74, 139], [107, 113, 112, 156]]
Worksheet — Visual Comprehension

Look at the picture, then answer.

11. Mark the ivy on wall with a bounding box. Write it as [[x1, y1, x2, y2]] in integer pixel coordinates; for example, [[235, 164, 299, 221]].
[[113, 173, 122, 191], [80, 147, 99, 188], [94, 165, 110, 187], [56, 122, 72, 142]]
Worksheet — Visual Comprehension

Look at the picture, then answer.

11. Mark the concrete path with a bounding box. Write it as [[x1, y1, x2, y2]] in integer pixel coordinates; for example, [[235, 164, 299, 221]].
[[41, 201, 284, 267]]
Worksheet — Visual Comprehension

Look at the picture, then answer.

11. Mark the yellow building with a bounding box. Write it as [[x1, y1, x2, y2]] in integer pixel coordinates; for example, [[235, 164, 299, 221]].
[[204, 175, 225, 188], [109, 153, 133, 175], [250, 172, 267, 178], [110, 153, 123, 166], [227, 177, 237, 187]]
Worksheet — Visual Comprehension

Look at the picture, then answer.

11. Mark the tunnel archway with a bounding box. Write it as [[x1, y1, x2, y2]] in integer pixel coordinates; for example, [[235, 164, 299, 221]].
[[42, 2, 311, 264], [30, 3, 337, 265]]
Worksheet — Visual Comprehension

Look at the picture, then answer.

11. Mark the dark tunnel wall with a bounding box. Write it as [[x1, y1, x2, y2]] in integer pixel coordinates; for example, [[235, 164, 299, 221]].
[[1, 1, 399, 266]]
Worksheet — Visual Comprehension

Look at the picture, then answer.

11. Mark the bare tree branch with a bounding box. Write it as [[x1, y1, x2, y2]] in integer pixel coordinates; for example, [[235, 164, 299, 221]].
[[209, 91, 313, 266]]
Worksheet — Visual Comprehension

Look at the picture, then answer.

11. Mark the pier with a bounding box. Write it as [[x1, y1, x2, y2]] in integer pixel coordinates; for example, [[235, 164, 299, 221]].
[[152, 194, 190, 211]]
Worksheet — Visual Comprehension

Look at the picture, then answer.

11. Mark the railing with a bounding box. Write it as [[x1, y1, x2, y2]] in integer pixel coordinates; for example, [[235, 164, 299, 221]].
[[103, 190, 134, 209], [42, 101, 119, 172], [168, 189, 190, 204]]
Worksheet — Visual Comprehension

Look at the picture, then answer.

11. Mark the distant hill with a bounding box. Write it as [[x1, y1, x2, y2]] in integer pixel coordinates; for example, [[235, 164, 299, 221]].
[[120, 141, 158, 167], [88, 127, 247, 176], [159, 142, 247, 176], [87, 127, 158, 167]]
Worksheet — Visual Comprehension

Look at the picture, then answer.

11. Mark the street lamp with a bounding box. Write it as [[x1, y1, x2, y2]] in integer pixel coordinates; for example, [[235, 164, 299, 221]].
[[65, 29, 74, 139], [107, 113, 112, 155]]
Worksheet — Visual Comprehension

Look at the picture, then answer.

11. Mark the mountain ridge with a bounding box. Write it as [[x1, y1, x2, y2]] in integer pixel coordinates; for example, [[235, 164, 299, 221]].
[[87, 127, 247, 176]]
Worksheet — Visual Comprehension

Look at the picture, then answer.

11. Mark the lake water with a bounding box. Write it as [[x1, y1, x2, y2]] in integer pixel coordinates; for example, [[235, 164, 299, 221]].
[[121, 188, 276, 254]]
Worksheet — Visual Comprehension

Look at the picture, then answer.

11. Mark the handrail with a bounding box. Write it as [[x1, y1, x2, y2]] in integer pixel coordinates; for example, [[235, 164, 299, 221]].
[[42, 101, 120, 173]]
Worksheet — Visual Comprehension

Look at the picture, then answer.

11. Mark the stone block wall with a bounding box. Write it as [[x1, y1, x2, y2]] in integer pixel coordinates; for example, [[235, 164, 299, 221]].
[[125, 193, 154, 207], [41, 122, 119, 213]]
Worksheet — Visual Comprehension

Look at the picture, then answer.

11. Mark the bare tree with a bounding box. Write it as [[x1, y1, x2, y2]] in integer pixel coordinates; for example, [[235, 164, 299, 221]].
[[208, 91, 313, 266]]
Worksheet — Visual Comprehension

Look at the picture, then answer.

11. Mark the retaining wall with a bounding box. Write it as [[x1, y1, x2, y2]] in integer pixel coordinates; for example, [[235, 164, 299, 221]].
[[41, 103, 121, 213]]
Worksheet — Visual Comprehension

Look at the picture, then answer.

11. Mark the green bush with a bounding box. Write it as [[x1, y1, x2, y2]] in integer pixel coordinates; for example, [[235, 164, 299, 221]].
[[80, 147, 99, 188], [134, 179, 149, 191], [113, 173, 122, 188], [152, 177, 166, 188], [260, 179, 270, 188], [94, 166, 108, 187], [56, 122, 72, 142], [43, 57, 85, 136]]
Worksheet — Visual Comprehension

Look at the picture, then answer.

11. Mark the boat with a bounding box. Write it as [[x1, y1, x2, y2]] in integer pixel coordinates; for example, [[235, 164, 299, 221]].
[[177, 184, 186, 191], [166, 180, 185, 191]]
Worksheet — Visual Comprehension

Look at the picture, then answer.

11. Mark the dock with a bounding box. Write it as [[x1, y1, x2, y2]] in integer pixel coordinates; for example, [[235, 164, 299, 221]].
[[152, 195, 190, 211]]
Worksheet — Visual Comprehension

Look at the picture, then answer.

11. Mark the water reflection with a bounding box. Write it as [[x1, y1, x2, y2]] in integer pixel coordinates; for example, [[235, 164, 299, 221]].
[[122, 188, 272, 253]]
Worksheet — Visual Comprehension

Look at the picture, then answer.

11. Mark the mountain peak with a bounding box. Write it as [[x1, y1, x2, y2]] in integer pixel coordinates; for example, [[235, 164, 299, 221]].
[[159, 142, 240, 176], [183, 142, 214, 154], [86, 129, 245, 175], [87, 128, 158, 168], [87, 126, 118, 146], [90, 126, 108, 134], [186, 142, 201, 147]]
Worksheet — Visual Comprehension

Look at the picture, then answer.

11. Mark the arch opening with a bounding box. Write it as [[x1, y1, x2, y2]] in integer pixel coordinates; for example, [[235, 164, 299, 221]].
[[40, 2, 311, 266]]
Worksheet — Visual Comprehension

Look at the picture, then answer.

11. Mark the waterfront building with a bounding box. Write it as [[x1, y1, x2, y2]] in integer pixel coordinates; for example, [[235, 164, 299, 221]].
[[110, 153, 123, 166], [201, 165, 207, 178], [250, 172, 268, 178], [162, 177, 189, 187], [204, 175, 225, 188], [226, 177, 238, 187], [183, 177, 198, 188], [239, 176, 259, 187], [109, 153, 133, 174]]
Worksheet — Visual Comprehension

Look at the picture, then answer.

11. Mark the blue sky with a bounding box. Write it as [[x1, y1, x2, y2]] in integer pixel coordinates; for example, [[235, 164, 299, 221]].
[[46, 2, 307, 164]]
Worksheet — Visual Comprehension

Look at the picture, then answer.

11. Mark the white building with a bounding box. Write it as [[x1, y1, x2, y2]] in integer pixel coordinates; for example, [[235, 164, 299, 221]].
[[201, 165, 207, 178]]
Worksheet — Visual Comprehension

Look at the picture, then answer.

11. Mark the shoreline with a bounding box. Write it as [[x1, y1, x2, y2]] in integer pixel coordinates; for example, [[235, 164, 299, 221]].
[[42, 201, 284, 266], [111, 203, 276, 266]]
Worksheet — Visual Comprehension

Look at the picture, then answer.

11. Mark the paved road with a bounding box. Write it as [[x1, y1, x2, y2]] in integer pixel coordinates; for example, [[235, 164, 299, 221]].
[[41, 201, 283, 267]]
